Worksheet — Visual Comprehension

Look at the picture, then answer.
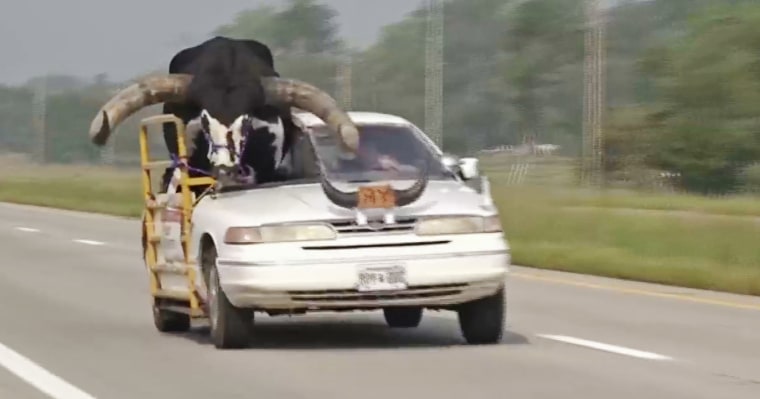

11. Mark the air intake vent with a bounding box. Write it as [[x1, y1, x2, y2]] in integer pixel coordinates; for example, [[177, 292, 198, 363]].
[[329, 217, 417, 235]]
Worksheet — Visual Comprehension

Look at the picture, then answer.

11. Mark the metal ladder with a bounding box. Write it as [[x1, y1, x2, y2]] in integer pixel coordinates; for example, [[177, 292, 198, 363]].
[[138, 114, 216, 318]]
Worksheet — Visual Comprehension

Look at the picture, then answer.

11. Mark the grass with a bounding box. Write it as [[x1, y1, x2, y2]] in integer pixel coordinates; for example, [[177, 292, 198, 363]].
[[544, 188, 760, 218], [0, 157, 143, 217], [2, 154, 759, 296], [492, 185, 760, 295]]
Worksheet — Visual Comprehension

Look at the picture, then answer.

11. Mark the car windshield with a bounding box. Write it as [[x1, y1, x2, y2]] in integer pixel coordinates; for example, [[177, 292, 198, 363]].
[[308, 123, 455, 182]]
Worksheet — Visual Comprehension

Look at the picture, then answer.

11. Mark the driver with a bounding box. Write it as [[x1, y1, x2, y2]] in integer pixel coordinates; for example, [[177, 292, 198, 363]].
[[360, 142, 402, 171], [351, 134, 418, 173]]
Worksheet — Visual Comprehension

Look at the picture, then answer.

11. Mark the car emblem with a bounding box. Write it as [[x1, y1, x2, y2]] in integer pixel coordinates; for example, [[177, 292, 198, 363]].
[[367, 221, 385, 231]]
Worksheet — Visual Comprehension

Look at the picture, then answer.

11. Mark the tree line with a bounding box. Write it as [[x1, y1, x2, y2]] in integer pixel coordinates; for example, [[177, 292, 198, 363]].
[[1, 0, 759, 194]]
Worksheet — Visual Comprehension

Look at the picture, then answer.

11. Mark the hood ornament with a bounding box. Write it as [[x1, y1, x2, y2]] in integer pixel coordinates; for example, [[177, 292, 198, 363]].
[[383, 211, 396, 225], [354, 208, 368, 226], [353, 208, 397, 230]]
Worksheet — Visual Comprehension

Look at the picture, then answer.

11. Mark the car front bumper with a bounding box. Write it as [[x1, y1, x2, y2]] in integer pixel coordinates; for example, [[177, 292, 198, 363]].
[[215, 249, 510, 310]]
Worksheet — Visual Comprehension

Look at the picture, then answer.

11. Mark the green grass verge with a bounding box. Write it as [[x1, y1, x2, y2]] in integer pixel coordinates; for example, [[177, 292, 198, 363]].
[[495, 186, 760, 295], [0, 162, 143, 217], [0, 175, 142, 217], [1, 162, 759, 296], [545, 188, 760, 218]]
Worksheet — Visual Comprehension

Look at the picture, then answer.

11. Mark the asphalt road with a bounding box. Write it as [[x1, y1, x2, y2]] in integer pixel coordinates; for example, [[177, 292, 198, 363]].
[[1, 201, 759, 399]]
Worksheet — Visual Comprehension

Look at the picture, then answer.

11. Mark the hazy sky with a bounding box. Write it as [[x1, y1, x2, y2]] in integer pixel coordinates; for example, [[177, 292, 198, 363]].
[[0, 0, 421, 86]]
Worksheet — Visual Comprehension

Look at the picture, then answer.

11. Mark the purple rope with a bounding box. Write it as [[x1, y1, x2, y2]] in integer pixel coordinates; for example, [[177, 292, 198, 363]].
[[168, 126, 255, 184], [169, 154, 213, 177]]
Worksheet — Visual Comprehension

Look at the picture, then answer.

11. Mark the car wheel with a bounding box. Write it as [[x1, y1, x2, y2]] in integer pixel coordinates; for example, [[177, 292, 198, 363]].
[[457, 287, 506, 345], [152, 299, 191, 332], [383, 307, 423, 328], [205, 246, 252, 349]]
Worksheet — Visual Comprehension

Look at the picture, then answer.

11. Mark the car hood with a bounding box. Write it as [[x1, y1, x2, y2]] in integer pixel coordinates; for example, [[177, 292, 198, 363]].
[[199, 180, 495, 225]]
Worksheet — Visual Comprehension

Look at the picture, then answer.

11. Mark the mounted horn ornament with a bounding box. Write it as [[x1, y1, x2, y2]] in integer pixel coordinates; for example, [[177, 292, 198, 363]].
[[320, 160, 430, 209]]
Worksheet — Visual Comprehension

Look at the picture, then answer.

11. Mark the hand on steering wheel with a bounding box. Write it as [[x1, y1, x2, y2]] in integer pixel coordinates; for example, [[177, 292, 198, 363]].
[[369, 155, 402, 178], [376, 155, 402, 172]]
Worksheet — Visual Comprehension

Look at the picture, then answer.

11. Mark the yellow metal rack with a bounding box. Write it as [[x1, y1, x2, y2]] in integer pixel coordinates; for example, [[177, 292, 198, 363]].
[[138, 114, 215, 320]]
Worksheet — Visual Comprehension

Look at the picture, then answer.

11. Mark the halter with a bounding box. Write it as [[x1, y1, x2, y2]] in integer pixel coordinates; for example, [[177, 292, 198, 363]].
[[168, 121, 254, 183], [202, 124, 254, 180]]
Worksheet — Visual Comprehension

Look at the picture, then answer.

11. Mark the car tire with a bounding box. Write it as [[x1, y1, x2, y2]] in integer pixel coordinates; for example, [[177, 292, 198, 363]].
[[152, 300, 191, 333], [457, 287, 506, 345], [383, 307, 423, 328], [204, 246, 252, 349]]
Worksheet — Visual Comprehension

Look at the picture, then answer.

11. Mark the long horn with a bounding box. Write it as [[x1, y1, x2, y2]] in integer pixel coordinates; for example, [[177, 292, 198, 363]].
[[393, 160, 431, 207], [89, 74, 192, 146], [319, 160, 431, 209], [320, 174, 359, 209], [260, 77, 359, 153]]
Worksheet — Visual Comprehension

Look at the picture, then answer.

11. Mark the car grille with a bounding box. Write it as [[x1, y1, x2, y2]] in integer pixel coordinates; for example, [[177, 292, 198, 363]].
[[328, 217, 418, 235], [287, 283, 467, 303]]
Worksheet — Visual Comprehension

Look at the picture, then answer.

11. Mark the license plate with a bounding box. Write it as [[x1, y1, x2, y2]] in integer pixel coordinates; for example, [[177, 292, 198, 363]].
[[357, 265, 407, 292], [357, 185, 396, 209]]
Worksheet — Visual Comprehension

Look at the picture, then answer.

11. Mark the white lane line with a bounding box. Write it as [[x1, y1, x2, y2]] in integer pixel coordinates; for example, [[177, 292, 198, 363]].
[[0, 340, 97, 399], [537, 334, 673, 361], [14, 227, 40, 233], [72, 239, 105, 246]]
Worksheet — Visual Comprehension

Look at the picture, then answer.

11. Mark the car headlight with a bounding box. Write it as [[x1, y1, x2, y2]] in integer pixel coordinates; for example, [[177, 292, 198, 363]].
[[414, 215, 502, 236], [224, 223, 337, 244]]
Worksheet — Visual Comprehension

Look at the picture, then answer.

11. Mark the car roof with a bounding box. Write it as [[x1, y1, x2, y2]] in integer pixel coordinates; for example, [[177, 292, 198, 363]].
[[293, 111, 414, 128]]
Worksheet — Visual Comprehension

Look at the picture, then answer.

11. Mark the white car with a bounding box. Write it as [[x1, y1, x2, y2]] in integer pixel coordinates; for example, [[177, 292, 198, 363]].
[[147, 111, 510, 349]]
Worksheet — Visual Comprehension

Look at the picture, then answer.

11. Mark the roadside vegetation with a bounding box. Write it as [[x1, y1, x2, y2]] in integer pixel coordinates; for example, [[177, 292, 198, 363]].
[[0, 157, 141, 217]]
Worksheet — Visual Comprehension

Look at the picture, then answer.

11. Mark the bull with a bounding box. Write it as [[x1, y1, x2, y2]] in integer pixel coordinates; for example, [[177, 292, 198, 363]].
[[87, 36, 427, 208]]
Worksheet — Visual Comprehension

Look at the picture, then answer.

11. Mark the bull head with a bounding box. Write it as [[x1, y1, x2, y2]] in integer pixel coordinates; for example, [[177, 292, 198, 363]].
[[87, 74, 427, 206], [194, 109, 262, 184]]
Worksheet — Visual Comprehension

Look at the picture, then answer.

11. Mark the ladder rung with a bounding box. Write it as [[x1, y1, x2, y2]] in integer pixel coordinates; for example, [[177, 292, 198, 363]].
[[155, 289, 192, 301], [143, 231, 161, 243], [146, 234, 192, 244], [143, 160, 174, 169], [146, 200, 166, 210], [152, 263, 190, 275]]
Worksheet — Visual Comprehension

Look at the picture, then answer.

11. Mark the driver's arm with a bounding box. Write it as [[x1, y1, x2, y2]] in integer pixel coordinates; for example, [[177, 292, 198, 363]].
[[377, 155, 419, 173]]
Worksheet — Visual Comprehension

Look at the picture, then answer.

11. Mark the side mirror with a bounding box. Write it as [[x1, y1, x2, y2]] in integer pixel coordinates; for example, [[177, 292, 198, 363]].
[[441, 155, 459, 170], [458, 157, 480, 180]]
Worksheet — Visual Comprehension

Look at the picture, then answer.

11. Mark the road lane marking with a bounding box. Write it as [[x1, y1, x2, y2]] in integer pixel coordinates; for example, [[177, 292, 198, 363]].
[[537, 334, 673, 361], [512, 272, 760, 311], [14, 227, 40, 233], [72, 239, 105, 246], [0, 340, 97, 399]]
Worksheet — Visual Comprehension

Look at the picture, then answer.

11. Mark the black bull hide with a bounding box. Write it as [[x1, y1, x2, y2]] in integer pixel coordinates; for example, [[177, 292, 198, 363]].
[[160, 36, 300, 193]]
